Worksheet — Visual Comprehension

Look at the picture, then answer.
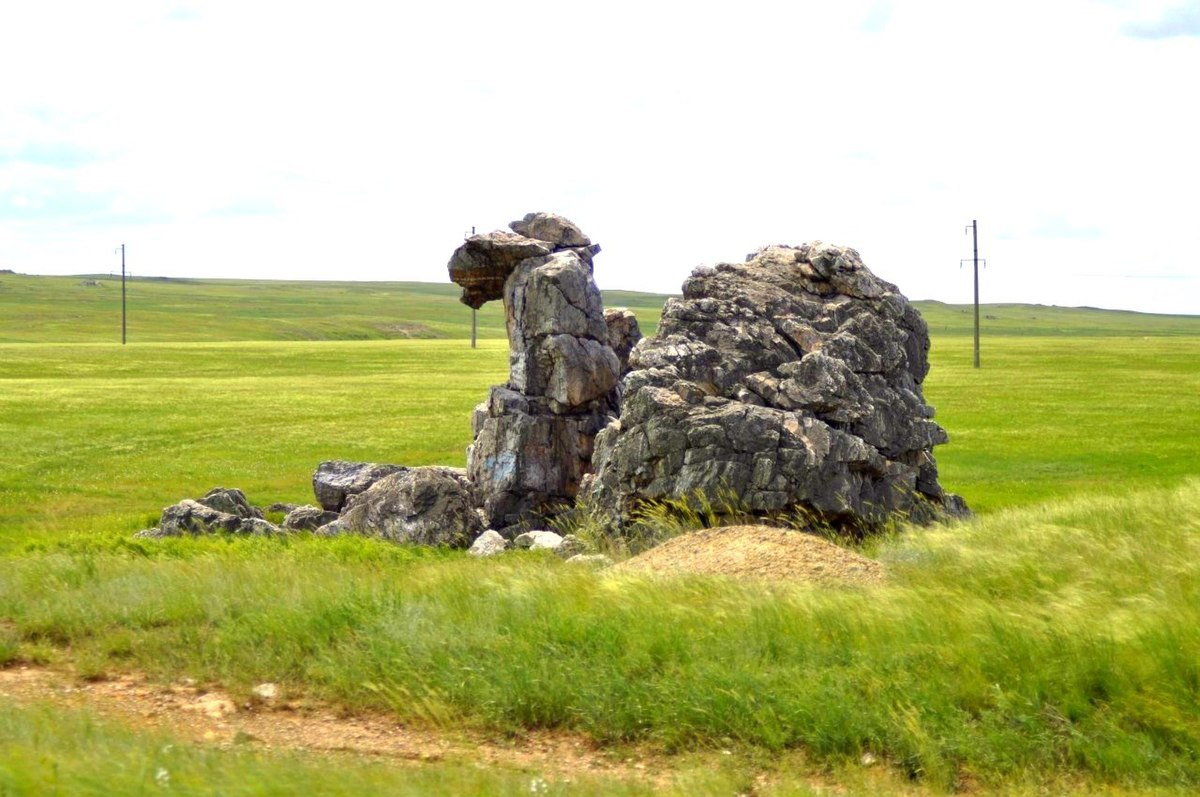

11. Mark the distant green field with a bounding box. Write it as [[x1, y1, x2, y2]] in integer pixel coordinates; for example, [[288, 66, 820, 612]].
[[5, 271, 1196, 344], [0, 272, 669, 342], [2, 274, 1199, 794]]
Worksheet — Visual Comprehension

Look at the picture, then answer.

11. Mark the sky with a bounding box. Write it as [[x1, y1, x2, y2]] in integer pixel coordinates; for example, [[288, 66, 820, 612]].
[[1, 0, 1197, 315]]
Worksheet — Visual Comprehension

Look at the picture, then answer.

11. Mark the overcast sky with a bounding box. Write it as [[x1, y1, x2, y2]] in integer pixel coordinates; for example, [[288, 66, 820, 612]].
[[2, 1, 1197, 314]]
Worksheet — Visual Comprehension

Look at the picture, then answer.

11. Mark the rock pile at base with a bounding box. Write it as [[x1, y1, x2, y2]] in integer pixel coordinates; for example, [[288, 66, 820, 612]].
[[136, 488, 282, 538], [583, 243, 967, 529], [450, 212, 639, 530]]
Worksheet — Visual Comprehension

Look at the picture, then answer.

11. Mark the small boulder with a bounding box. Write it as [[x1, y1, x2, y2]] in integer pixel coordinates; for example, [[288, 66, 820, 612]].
[[513, 530, 564, 551], [467, 529, 508, 557], [198, 487, 264, 519], [328, 467, 482, 546], [282, 505, 340, 531], [158, 499, 242, 536], [237, 517, 283, 536], [313, 460, 407, 512], [556, 534, 587, 559], [140, 499, 282, 537]]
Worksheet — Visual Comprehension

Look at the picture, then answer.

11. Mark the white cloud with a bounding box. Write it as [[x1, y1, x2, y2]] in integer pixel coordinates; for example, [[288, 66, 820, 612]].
[[1, 0, 1196, 314]]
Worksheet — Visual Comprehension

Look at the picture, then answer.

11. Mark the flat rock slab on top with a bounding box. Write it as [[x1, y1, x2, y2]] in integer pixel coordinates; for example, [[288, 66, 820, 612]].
[[448, 213, 601, 310]]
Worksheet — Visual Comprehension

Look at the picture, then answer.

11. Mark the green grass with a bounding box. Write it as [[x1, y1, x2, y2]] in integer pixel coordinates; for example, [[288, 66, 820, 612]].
[[925, 335, 1200, 512], [2, 484, 1199, 792], [0, 340, 509, 549], [918, 301, 1200, 337], [0, 273, 669, 342], [1, 699, 738, 796], [2, 277, 1199, 792]]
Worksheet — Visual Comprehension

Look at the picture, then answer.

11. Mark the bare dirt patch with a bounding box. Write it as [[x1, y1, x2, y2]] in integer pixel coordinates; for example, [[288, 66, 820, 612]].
[[613, 525, 885, 586], [0, 666, 664, 783]]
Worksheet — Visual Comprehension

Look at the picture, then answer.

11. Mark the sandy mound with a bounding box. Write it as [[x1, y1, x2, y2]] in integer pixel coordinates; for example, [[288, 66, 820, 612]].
[[613, 525, 884, 586]]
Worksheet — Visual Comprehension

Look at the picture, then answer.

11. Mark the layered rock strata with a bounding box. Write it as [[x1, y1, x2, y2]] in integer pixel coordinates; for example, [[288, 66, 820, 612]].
[[583, 243, 967, 529], [449, 213, 626, 529]]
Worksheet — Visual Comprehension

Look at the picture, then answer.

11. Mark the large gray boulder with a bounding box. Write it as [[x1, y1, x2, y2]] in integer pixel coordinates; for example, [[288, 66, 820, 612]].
[[450, 213, 629, 530], [318, 467, 482, 546], [312, 460, 406, 512], [583, 242, 967, 530]]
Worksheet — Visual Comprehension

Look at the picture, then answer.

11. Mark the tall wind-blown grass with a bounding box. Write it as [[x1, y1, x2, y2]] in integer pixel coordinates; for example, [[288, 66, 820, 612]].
[[2, 481, 1199, 789]]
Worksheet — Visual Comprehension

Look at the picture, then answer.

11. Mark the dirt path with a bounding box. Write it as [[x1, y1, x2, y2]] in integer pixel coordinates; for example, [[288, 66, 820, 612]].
[[0, 665, 667, 785]]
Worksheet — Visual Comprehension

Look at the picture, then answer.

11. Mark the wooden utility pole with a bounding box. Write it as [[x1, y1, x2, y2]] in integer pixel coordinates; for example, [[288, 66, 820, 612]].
[[120, 243, 127, 345], [970, 220, 979, 368], [469, 226, 477, 349], [961, 221, 985, 369]]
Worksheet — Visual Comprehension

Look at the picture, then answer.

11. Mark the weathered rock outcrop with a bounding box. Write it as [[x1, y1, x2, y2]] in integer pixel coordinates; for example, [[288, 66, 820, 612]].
[[282, 505, 340, 531], [317, 466, 482, 546], [583, 243, 967, 529], [197, 487, 263, 520], [313, 460, 406, 512], [450, 213, 628, 530], [136, 490, 282, 538], [604, 308, 642, 376]]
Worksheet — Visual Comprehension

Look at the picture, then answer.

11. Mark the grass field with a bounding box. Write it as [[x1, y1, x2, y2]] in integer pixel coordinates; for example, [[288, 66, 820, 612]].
[[0, 272, 669, 342], [2, 273, 1199, 794]]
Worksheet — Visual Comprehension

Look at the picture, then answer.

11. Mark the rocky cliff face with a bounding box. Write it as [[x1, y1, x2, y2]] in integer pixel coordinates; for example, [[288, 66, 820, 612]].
[[449, 213, 637, 530], [582, 242, 967, 530]]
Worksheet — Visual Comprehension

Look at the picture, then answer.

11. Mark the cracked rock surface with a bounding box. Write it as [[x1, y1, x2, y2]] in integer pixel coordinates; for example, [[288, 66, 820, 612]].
[[449, 212, 630, 530], [583, 242, 967, 529]]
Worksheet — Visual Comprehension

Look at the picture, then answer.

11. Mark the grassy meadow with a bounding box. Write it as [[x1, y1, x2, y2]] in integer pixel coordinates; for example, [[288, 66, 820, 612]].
[[2, 270, 1199, 794], [0, 272, 668, 342]]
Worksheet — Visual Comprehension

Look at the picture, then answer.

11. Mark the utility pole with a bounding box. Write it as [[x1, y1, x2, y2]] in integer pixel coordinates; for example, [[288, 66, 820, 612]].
[[469, 226, 477, 349], [961, 221, 985, 369], [120, 243, 127, 345], [970, 220, 979, 368]]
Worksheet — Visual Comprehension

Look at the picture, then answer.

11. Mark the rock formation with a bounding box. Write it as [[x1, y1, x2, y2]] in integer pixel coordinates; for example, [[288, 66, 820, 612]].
[[317, 466, 482, 545], [449, 213, 628, 530], [313, 460, 406, 512], [603, 308, 642, 376], [583, 242, 967, 530], [282, 505, 340, 531], [133, 219, 965, 548], [136, 488, 282, 538]]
